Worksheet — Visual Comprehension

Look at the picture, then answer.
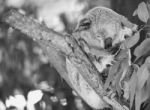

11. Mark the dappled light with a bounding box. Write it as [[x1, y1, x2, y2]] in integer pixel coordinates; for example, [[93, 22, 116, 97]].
[[0, 0, 150, 110]]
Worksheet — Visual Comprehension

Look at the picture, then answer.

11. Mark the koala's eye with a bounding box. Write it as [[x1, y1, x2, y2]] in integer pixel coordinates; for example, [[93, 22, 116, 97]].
[[121, 22, 125, 29], [124, 35, 130, 39], [80, 18, 91, 26], [76, 18, 91, 31]]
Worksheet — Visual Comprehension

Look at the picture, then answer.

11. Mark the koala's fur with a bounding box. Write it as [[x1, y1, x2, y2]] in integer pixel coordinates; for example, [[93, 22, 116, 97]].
[[73, 6, 137, 73]]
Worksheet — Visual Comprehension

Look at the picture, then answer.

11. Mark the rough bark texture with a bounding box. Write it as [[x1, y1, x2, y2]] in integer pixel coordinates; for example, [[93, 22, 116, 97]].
[[2, 9, 72, 88], [2, 9, 129, 110]]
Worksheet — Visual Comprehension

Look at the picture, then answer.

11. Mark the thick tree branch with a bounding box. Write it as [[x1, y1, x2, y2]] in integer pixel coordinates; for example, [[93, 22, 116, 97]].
[[2, 9, 129, 110], [2, 9, 72, 88]]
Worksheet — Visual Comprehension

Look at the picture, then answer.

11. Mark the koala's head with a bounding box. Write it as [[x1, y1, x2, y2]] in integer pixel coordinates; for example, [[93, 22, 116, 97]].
[[75, 7, 137, 50]]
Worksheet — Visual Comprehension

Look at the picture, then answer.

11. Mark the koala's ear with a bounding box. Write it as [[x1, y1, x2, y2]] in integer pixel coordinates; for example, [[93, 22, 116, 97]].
[[75, 18, 91, 32], [120, 16, 138, 31]]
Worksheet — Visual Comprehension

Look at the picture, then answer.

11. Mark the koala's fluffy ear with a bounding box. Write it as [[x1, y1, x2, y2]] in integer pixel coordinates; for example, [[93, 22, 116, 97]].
[[75, 18, 91, 32], [120, 16, 138, 31]]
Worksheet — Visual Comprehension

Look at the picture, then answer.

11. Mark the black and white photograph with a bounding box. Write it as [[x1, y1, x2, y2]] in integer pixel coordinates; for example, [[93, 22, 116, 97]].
[[0, 0, 150, 110]]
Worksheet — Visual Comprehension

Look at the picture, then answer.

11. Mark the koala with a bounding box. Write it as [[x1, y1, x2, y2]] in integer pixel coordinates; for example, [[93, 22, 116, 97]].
[[73, 6, 137, 73]]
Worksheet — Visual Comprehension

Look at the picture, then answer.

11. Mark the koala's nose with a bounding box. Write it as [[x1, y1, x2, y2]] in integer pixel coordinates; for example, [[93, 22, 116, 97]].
[[124, 35, 130, 39], [104, 38, 112, 49]]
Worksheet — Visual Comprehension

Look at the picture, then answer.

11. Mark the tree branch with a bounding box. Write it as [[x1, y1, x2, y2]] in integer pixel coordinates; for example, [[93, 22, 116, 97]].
[[2, 9, 72, 88]]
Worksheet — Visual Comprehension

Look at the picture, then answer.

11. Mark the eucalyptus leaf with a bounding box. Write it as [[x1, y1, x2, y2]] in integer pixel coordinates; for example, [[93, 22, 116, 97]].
[[145, 56, 150, 64], [135, 87, 141, 110], [135, 86, 149, 110], [104, 61, 120, 90], [129, 65, 138, 108], [135, 57, 150, 110], [133, 9, 138, 16], [137, 64, 149, 90], [146, 77, 150, 95], [145, 56, 150, 74], [137, 2, 149, 23], [124, 32, 140, 48], [134, 38, 150, 58]]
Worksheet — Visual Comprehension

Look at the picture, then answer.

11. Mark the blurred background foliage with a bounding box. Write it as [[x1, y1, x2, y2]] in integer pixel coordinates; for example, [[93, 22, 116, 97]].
[[0, 0, 144, 110]]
